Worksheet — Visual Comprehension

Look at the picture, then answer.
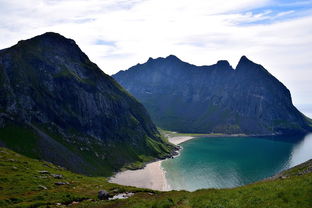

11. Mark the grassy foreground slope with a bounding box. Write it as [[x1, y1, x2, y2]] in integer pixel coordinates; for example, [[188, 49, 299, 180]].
[[0, 147, 311, 208]]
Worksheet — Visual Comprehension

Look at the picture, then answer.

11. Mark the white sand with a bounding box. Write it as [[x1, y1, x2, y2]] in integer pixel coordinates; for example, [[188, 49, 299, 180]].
[[109, 160, 170, 191], [168, 136, 195, 145], [109, 136, 195, 191]]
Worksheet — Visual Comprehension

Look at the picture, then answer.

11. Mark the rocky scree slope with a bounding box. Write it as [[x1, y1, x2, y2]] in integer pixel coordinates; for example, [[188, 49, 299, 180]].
[[0, 32, 174, 176], [113, 55, 312, 135]]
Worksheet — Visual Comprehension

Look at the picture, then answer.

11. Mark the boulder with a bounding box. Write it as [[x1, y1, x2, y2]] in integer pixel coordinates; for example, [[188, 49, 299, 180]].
[[51, 174, 63, 179], [98, 190, 109, 200], [55, 182, 69, 185]]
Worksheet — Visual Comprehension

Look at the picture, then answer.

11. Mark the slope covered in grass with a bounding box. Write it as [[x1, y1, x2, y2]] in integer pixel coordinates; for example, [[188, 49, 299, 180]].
[[1, 147, 311, 208]]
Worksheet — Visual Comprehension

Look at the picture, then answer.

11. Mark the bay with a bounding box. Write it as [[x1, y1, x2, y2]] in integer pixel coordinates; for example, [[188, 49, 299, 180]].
[[162, 133, 312, 191]]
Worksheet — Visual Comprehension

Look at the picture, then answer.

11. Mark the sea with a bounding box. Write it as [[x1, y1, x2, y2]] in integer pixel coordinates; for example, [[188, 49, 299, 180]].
[[162, 133, 312, 191]]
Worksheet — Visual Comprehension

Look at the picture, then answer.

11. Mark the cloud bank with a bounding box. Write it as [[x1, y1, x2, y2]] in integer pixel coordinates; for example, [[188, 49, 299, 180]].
[[0, 0, 311, 115]]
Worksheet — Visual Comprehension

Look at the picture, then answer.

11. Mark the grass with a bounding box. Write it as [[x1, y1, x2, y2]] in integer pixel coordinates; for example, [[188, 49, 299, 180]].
[[158, 128, 246, 138], [0, 147, 311, 208], [0, 124, 40, 159], [0, 120, 175, 177], [0, 147, 150, 208], [304, 115, 312, 128]]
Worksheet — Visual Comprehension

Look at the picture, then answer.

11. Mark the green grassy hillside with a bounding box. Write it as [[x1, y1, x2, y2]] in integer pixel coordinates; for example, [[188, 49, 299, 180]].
[[0, 147, 311, 208], [0, 121, 174, 177]]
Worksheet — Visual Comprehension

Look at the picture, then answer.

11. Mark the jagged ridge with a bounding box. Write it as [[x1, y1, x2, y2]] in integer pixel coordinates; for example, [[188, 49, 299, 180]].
[[113, 55, 311, 135]]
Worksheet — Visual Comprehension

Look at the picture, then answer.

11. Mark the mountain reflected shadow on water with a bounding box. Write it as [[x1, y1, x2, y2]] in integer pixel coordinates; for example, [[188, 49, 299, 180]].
[[289, 133, 312, 167]]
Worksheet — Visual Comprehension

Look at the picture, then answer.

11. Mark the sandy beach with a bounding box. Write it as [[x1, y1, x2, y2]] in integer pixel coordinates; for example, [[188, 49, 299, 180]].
[[109, 135, 195, 191], [168, 135, 195, 145], [109, 160, 170, 191]]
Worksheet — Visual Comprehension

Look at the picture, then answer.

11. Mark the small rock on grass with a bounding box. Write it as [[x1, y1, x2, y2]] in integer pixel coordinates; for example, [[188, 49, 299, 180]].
[[38, 185, 48, 190], [51, 174, 63, 179], [55, 182, 69, 186], [38, 170, 49, 174], [98, 190, 109, 200]]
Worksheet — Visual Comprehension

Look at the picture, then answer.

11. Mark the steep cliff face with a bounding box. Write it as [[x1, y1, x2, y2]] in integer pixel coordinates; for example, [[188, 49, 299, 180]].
[[113, 55, 311, 135], [0, 32, 174, 176]]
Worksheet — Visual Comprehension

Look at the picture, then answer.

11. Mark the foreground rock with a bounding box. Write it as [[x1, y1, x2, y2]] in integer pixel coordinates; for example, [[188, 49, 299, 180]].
[[98, 190, 109, 200]]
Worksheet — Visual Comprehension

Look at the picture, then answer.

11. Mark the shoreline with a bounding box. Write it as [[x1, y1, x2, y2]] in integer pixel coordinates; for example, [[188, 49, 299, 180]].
[[108, 132, 290, 191], [109, 135, 195, 191], [109, 160, 170, 191]]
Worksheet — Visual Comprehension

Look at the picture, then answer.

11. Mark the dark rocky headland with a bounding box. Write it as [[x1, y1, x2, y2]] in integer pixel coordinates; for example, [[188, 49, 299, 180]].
[[0, 32, 174, 176]]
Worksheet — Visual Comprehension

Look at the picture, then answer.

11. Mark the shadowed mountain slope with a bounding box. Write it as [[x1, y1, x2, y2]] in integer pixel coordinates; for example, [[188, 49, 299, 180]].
[[0, 32, 174, 176], [113, 55, 312, 135]]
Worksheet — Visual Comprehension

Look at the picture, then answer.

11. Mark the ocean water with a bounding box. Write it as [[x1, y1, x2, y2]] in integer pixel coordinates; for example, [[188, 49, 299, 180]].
[[162, 133, 312, 191]]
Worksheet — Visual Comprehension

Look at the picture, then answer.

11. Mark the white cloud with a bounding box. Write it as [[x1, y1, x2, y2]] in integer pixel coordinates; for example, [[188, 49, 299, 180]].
[[0, 0, 311, 115]]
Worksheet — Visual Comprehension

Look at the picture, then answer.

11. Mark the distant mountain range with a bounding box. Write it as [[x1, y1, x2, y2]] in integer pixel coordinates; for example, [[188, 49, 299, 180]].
[[0, 32, 174, 176], [113, 55, 312, 135]]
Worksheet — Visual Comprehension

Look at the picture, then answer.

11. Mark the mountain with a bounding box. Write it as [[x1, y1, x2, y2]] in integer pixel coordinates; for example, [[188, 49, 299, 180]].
[[113, 55, 312, 135], [0, 32, 174, 176]]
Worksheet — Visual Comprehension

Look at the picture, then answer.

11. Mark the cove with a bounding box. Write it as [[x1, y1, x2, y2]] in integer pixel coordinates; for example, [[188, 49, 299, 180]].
[[162, 133, 312, 191]]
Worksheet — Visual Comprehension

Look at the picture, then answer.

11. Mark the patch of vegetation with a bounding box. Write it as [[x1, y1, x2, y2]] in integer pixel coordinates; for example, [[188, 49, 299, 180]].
[[0, 124, 40, 159], [54, 68, 95, 86], [304, 115, 312, 127], [272, 120, 302, 130], [0, 147, 147, 208], [0, 119, 174, 178], [158, 128, 246, 138]]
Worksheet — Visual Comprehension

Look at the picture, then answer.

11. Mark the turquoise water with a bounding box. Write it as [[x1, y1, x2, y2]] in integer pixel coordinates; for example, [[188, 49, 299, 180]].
[[162, 133, 312, 191]]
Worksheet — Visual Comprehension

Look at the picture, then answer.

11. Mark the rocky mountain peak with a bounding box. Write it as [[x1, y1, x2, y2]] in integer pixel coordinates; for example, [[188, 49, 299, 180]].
[[216, 60, 233, 70], [17, 32, 76, 47], [165, 54, 181, 61], [15, 32, 82, 61], [236, 55, 258, 69]]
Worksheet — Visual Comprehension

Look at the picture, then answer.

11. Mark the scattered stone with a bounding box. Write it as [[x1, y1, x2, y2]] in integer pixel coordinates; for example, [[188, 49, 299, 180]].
[[56, 202, 62, 206], [98, 190, 109, 200], [8, 159, 15, 162], [55, 182, 69, 186], [109, 192, 134, 200], [280, 176, 287, 179], [38, 170, 49, 174], [51, 174, 63, 179], [12, 166, 18, 170], [38, 185, 48, 190], [71, 201, 79, 205]]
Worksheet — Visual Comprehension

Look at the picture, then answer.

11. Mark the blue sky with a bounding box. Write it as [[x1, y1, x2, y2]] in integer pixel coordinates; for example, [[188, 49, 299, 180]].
[[0, 0, 311, 116]]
